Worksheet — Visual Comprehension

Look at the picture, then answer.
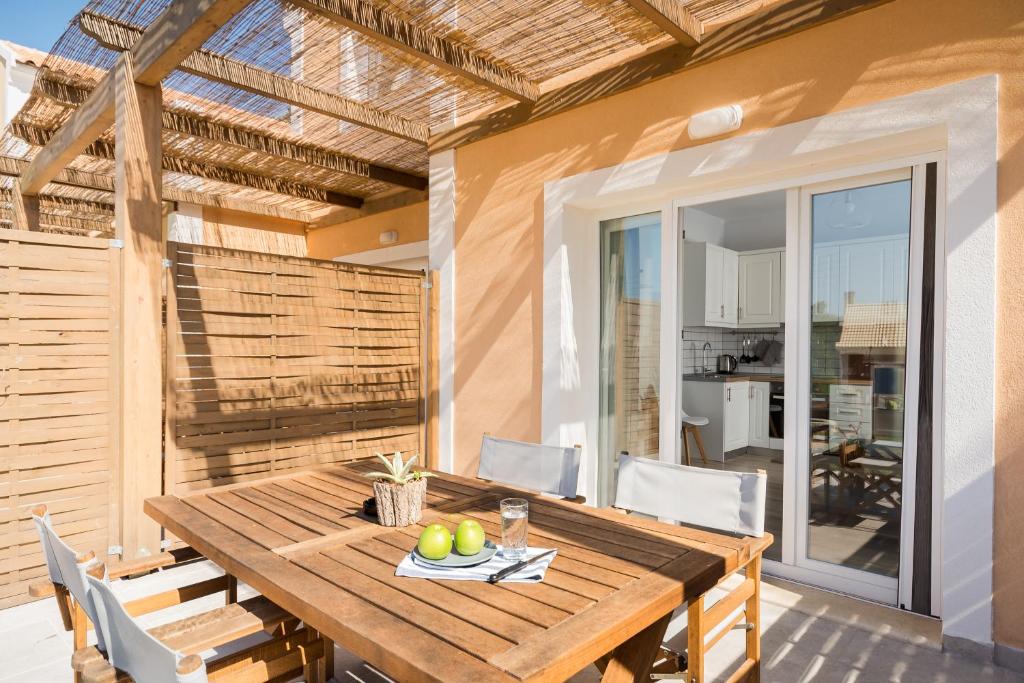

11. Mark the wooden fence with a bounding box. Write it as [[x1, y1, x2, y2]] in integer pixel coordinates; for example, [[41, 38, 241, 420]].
[[165, 242, 426, 492], [0, 229, 118, 608]]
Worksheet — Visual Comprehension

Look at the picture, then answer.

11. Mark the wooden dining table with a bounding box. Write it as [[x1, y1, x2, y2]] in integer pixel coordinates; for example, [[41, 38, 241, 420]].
[[145, 460, 771, 682]]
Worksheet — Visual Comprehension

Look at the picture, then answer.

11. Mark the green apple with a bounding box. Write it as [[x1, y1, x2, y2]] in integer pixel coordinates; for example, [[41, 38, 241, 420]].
[[417, 523, 452, 560], [454, 519, 486, 556]]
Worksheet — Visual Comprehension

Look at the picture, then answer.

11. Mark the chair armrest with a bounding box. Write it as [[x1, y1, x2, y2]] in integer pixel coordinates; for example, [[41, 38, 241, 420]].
[[28, 579, 55, 598], [107, 546, 201, 579]]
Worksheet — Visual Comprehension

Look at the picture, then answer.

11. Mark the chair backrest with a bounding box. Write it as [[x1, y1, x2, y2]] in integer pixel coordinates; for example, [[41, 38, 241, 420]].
[[31, 507, 107, 649], [478, 435, 581, 499], [614, 455, 767, 537], [87, 573, 208, 683]]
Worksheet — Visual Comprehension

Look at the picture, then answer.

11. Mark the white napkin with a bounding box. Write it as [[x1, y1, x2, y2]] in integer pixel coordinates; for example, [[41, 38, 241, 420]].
[[395, 547, 557, 583]]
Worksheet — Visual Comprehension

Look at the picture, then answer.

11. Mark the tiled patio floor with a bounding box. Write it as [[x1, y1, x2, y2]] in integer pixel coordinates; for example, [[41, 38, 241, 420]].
[[1, 562, 1019, 683]]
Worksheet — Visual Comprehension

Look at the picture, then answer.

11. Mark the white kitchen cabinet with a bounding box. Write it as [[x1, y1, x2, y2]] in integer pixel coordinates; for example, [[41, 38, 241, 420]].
[[683, 241, 738, 328], [681, 379, 749, 462], [748, 381, 770, 448], [738, 251, 783, 326], [723, 381, 750, 451]]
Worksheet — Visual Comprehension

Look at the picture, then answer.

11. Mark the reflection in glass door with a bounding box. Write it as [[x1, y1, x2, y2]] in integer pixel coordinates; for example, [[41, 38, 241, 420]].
[[598, 213, 661, 504], [800, 170, 917, 602]]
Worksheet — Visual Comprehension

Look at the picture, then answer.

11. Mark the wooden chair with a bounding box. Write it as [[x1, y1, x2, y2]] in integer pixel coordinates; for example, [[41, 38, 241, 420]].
[[613, 455, 768, 683], [30, 505, 233, 676], [75, 564, 329, 683], [478, 434, 584, 501]]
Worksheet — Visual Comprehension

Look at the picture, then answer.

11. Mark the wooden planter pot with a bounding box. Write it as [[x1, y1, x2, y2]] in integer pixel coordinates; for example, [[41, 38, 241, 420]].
[[372, 478, 427, 527]]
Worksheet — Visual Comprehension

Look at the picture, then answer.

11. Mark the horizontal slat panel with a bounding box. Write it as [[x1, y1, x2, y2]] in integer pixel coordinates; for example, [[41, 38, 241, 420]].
[[167, 242, 424, 491], [1, 235, 114, 609]]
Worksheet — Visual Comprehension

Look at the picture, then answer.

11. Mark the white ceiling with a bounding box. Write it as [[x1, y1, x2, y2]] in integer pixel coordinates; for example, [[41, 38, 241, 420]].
[[693, 190, 787, 224]]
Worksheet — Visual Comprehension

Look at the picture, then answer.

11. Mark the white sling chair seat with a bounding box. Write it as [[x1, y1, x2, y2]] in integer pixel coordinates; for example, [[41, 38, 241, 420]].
[[87, 574, 210, 683], [478, 435, 582, 499], [614, 455, 768, 675]]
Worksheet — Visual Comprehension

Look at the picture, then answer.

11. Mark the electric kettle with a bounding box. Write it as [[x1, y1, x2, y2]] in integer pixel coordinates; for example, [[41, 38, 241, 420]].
[[717, 354, 738, 374]]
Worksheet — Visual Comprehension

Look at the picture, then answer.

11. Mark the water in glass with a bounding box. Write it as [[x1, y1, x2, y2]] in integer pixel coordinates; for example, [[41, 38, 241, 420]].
[[500, 498, 528, 561]]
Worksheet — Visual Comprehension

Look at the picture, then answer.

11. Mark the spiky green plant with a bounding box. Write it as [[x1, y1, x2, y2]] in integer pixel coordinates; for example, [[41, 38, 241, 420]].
[[364, 451, 435, 485]]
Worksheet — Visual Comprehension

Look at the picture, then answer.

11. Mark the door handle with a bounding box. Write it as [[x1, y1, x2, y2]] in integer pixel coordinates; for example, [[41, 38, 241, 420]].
[[727, 387, 732, 401]]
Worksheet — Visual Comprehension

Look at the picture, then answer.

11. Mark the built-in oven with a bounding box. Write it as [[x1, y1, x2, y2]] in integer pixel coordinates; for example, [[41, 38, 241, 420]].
[[769, 381, 784, 439]]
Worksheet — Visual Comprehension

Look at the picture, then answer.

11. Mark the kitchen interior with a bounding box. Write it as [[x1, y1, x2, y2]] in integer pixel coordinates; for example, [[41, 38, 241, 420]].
[[679, 190, 788, 561], [678, 182, 910, 577]]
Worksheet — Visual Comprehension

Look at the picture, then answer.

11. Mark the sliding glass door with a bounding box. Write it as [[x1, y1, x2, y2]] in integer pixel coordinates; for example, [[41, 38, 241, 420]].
[[795, 169, 921, 604], [598, 213, 661, 504]]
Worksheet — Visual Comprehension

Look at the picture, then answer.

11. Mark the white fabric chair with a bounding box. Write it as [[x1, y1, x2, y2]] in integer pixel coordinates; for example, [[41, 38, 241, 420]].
[[31, 509, 108, 652], [86, 574, 208, 683], [613, 455, 768, 681], [614, 455, 766, 536], [478, 434, 582, 499], [31, 505, 228, 653], [75, 565, 329, 683]]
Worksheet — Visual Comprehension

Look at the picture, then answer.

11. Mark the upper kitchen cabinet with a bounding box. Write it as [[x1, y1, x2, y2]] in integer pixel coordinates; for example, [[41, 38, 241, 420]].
[[738, 250, 784, 327], [683, 241, 738, 327]]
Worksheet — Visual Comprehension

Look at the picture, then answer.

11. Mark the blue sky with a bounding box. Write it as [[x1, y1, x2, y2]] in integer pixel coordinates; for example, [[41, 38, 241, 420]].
[[1, 1, 83, 52]]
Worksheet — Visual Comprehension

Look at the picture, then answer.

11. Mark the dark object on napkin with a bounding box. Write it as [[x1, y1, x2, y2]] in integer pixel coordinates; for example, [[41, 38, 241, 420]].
[[761, 340, 783, 366], [362, 497, 378, 519]]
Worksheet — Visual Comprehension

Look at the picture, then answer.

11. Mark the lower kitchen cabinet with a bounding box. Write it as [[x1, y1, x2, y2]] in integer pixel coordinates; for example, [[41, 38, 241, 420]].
[[748, 381, 770, 448], [682, 380, 749, 461]]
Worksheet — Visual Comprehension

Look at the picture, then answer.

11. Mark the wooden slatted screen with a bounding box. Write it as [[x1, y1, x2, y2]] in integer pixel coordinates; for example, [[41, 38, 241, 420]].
[[0, 228, 118, 608], [166, 242, 426, 492]]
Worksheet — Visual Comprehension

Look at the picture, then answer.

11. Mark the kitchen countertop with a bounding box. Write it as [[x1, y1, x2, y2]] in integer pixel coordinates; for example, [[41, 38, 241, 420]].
[[683, 373, 785, 383]]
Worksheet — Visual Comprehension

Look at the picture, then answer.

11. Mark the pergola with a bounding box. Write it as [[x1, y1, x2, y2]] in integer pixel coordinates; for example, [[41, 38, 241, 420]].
[[0, 0, 886, 235]]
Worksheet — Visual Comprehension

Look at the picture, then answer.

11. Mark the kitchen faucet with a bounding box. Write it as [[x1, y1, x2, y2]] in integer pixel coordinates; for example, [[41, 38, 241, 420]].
[[702, 341, 713, 376]]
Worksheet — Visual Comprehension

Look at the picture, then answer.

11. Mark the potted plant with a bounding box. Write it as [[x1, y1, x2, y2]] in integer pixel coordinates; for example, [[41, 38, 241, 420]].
[[364, 452, 435, 527]]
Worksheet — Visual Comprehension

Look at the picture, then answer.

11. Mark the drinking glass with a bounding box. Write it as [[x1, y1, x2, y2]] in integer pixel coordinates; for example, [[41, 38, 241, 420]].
[[500, 498, 529, 561]]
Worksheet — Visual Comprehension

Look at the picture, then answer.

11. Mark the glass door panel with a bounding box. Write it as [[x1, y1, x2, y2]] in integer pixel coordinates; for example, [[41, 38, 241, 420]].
[[805, 174, 912, 592], [598, 213, 661, 504]]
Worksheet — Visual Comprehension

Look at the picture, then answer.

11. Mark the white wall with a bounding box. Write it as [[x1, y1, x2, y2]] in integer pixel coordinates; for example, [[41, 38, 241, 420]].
[[680, 207, 724, 244]]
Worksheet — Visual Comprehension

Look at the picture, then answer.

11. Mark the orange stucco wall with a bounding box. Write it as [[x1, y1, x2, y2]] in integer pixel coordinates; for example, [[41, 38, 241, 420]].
[[306, 201, 429, 259], [200, 206, 308, 256], [450, 0, 1024, 646]]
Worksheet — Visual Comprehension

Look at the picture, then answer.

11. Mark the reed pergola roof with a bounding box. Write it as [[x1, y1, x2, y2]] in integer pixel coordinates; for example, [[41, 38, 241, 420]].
[[2, 0, 888, 234]]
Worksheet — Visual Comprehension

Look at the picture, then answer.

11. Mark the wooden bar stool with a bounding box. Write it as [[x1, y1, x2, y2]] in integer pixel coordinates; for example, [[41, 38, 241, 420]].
[[681, 412, 710, 466]]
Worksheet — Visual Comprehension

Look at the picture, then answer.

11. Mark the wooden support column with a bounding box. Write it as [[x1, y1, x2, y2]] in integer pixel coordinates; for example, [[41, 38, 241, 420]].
[[113, 54, 164, 560], [11, 179, 40, 230]]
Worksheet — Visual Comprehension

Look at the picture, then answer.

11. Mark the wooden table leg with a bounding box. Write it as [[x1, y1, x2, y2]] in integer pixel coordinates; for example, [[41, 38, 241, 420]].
[[600, 613, 673, 683]]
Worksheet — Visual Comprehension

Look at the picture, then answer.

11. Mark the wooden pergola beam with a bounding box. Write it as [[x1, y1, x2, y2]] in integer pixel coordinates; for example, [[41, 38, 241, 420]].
[[621, 0, 703, 45], [308, 189, 427, 228], [0, 154, 314, 223], [15, 123, 364, 208], [287, 0, 540, 103], [20, 0, 255, 196], [430, 0, 893, 152], [34, 73, 427, 191], [78, 11, 428, 144]]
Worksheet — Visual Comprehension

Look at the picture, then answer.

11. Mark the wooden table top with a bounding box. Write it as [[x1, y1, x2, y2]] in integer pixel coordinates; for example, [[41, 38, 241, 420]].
[[146, 460, 772, 682]]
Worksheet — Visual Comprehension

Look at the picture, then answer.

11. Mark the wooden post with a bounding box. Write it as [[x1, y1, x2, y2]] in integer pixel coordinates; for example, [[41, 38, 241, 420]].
[[11, 179, 39, 230], [113, 53, 164, 560], [426, 269, 440, 469]]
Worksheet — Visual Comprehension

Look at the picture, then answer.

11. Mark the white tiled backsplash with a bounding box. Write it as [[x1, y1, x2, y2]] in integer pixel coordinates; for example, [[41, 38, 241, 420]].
[[681, 327, 785, 375]]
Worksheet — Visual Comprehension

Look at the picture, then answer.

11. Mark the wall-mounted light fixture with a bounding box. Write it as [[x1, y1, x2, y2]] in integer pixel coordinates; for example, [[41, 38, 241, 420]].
[[379, 230, 399, 245], [688, 104, 743, 140]]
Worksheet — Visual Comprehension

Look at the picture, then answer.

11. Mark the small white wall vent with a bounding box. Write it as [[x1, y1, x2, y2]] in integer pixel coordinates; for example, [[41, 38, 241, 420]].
[[688, 104, 743, 140], [379, 230, 399, 245]]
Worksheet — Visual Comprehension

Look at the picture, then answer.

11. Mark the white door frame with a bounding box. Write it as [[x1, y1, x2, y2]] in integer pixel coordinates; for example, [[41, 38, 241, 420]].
[[787, 166, 930, 606], [540, 76, 995, 644]]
